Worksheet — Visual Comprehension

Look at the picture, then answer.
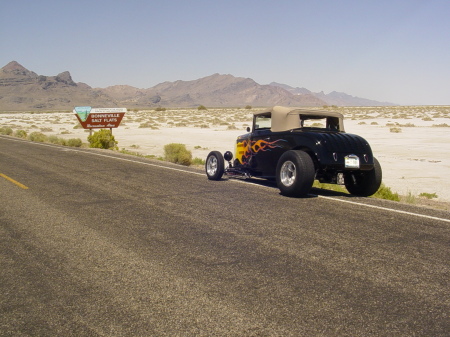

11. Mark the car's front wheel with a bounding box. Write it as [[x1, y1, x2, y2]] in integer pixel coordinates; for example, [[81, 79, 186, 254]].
[[205, 151, 225, 180], [276, 150, 315, 197], [344, 157, 382, 196]]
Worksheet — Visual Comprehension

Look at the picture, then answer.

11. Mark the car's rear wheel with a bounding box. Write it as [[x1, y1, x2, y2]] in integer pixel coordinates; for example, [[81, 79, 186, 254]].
[[344, 157, 382, 196], [205, 151, 225, 180], [276, 150, 315, 197]]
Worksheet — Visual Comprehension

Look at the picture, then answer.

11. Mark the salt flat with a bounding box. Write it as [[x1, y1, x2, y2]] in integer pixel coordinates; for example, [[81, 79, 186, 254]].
[[1, 106, 449, 202]]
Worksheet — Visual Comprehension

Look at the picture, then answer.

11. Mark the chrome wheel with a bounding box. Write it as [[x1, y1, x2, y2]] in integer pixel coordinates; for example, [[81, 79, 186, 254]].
[[206, 156, 218, 176], [276, 150, 315, 197], [205, 151, 224, 180], [280, 160, 296, 187]]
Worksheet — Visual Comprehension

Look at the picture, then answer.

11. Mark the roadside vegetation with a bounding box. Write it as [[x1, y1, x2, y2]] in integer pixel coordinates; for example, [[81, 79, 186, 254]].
[[88, 129, 117, 150], [1, 126, 82, 147], [164, 143, 193, 166]]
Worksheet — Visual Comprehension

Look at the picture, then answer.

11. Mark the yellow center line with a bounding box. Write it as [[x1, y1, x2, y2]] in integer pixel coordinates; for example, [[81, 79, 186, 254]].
[[0, 173, 29, 189]]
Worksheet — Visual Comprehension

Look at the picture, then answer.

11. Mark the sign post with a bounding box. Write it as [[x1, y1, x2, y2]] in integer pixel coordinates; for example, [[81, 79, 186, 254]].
[[74, 107, 126, 133]]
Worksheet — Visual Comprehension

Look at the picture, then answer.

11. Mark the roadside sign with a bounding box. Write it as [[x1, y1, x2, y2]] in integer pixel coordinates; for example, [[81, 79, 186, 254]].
[[73, 107, 126, 129]]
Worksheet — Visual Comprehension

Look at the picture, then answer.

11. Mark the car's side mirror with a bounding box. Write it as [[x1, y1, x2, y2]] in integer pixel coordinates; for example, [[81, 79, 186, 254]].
[[246, 127, 251, 132]]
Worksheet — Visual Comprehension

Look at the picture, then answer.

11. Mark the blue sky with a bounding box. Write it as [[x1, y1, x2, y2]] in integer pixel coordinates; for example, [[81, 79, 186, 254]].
[[1, 0, 449, 105]]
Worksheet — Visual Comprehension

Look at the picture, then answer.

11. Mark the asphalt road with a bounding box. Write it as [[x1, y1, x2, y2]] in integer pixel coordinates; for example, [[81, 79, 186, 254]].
[[1, 135, 449, 336]]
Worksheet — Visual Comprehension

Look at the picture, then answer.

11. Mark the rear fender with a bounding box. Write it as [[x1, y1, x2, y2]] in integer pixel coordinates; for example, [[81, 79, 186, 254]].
[[291, 146, 319, 170]]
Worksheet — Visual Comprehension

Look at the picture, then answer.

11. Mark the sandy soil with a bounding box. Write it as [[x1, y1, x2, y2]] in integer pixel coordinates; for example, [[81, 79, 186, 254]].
[[1, 107, 449, 204]]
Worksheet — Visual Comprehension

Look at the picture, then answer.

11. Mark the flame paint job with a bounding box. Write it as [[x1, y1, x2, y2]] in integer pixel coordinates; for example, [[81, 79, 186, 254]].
[[235, 138, 286, 165]]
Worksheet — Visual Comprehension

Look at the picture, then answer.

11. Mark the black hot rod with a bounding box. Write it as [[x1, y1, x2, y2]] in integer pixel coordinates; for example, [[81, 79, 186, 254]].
[[205, 106, 382, 197]]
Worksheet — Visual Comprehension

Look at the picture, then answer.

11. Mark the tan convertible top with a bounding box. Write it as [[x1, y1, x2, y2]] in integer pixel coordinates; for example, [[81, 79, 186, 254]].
[[254, 106, 345, 132]]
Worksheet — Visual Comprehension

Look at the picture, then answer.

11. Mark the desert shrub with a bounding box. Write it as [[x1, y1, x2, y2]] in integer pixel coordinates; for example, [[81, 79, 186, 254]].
[[48, 135, 59, 143], [28, 132, 48, 142], [210, 117, 222, 125], [192, 157, 205, 165], [154, 107, 166, 111], [197, 105, 207, 110], [88, 129, 117, 149], [419, 192, 438, 199], [164, 143, 192, 166], [390, 127, 402, 133], [432, 123, 450, 127], [0, 126, 13, 135], [48, 135, 67, 145], [139, 122, 158, 129], [40, 127, 53, 132], [58, 138, 68, 146], [372, 184, 400, 201], [402, 191, 416, 204], [14, 130, 28, 138], [67, 138, 82, 147], [245, 105, 252, 109]]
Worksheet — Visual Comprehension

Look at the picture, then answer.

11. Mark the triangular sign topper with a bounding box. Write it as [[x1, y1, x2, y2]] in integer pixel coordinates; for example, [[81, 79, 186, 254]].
[[74, 106, 92, 122]]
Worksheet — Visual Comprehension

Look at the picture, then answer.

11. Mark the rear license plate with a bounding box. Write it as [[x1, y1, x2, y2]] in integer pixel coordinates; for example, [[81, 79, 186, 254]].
[[345, 155, 360, 168]]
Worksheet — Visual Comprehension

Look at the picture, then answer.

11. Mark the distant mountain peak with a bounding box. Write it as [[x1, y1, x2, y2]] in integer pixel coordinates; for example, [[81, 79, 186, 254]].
[[55, 71, 76, 86], [0, 61, 115, 110], [269, 82, 395, 106], [1, 61, 37, 78], [269, 82, 312, 95], [2, 61, 27, 72]]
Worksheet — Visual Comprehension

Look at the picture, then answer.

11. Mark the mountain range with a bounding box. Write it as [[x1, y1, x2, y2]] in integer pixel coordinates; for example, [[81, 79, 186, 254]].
[[0, 61, 395, 111]]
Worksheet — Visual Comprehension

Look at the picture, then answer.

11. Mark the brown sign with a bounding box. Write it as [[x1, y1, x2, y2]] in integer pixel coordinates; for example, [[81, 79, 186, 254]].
[[74, 107, 126, 129]]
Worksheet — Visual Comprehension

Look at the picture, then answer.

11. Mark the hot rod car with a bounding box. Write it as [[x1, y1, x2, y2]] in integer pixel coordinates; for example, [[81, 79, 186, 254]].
[[205, 106, 382, 197]]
